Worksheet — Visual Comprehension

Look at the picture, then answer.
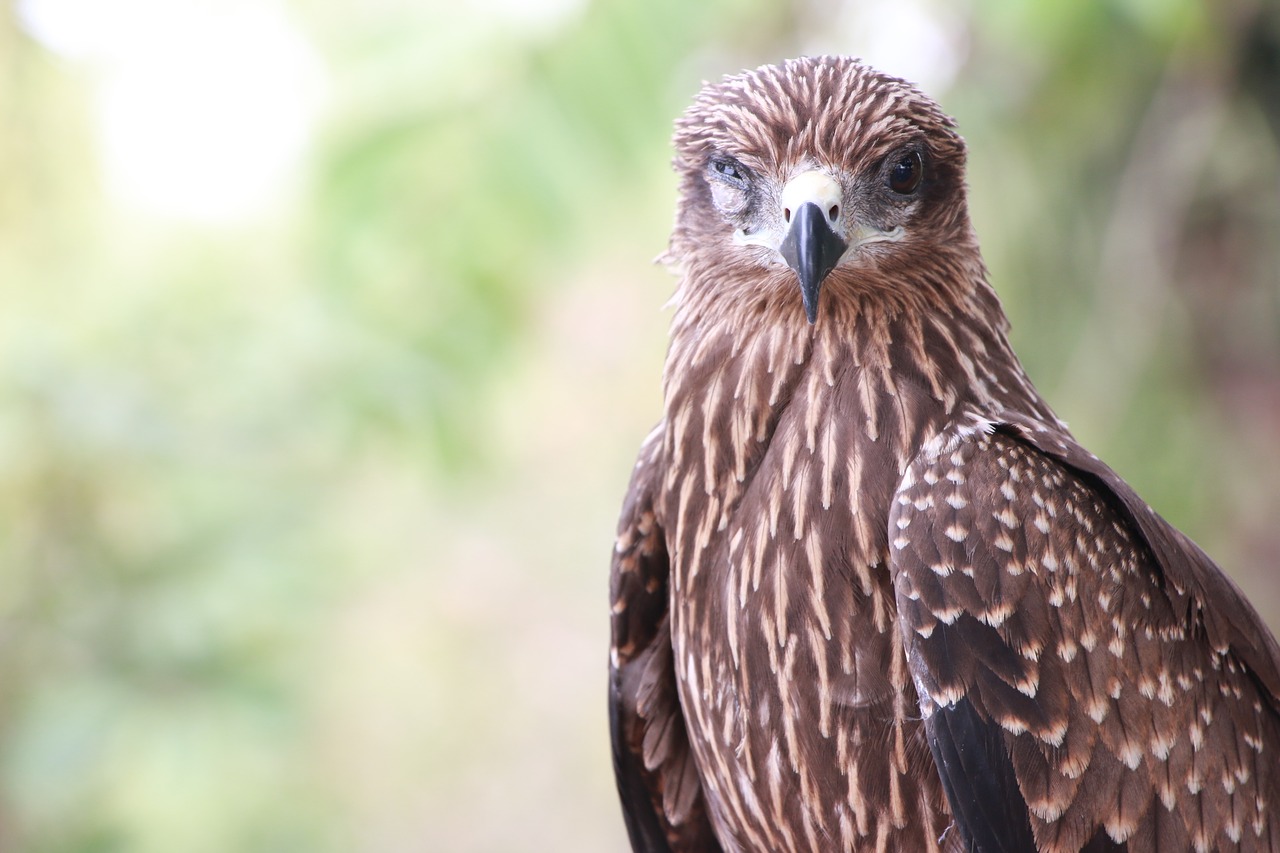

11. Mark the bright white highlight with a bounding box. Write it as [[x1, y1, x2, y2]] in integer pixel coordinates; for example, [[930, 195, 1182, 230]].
[[17, 0, 325, 223], [806, 0, 964, 95]]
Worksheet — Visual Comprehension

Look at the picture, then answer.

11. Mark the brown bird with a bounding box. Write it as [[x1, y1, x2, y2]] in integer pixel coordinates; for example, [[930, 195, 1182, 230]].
[[608, 56, 1280, 853]]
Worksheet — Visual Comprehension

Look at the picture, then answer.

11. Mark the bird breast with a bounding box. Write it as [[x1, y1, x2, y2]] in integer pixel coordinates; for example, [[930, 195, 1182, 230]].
[[656, 314, 961, 849]]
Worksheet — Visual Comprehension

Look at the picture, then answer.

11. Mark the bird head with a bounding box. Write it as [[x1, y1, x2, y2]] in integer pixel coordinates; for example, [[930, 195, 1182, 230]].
[[669, 56, 972, 325]]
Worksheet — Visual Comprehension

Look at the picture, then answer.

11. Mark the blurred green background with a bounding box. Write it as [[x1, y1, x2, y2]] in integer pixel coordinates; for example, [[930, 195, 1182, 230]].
[[1, 0, 1278, 850]]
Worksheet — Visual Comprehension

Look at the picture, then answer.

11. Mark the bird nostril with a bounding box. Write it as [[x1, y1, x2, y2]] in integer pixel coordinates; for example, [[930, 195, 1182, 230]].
[[784, 207, 791, 224], [829, 205, 839, 221]]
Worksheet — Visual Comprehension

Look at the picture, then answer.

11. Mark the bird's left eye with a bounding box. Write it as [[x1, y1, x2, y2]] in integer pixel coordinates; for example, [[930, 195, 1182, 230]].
[[708, 156, 750, 189], [887, 151, 923, 194]]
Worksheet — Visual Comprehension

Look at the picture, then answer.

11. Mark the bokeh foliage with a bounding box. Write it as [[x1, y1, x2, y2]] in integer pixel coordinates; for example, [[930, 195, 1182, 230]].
[[0, 0, 1277, 850]]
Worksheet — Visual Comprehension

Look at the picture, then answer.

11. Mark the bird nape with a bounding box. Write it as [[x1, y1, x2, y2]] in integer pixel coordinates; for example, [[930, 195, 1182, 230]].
[[607, 56, 1280, 853]]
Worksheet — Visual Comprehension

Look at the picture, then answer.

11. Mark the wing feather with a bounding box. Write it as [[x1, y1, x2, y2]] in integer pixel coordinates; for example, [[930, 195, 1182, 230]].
[[890, 415, 1280, 852], [610, 432, 723, 852]]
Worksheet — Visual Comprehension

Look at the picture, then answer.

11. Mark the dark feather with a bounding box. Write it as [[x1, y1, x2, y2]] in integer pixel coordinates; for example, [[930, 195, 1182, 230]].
[[927, 695, 1038, 853], [611, 669, 677, 853]]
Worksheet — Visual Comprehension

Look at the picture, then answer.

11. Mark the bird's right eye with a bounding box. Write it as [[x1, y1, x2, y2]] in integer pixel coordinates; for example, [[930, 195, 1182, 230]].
[[708, 156, 750, 189], [887, 151, 923, 194]]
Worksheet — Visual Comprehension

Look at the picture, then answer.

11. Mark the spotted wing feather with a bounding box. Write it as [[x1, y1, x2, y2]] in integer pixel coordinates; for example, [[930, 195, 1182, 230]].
[[890, 416, 1280, 853], [610, 432, 723, 852]]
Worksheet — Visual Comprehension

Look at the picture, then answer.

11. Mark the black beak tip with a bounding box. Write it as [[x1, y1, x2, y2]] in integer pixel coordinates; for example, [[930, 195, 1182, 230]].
[[780, 202, 847, 326], [802, 293, 819, 325]]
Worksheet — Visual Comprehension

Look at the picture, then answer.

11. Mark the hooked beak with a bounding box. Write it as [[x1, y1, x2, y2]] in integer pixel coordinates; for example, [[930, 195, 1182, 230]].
[[778, 171, 848, 324]]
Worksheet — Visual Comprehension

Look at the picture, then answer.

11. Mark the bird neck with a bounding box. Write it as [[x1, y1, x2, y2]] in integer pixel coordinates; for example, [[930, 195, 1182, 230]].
[[659, 271, 1059, 504]]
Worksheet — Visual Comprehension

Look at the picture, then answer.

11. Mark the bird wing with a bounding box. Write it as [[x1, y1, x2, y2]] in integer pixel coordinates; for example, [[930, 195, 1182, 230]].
[[610, 430, 724, 852], [889, 411, 1280, 853]]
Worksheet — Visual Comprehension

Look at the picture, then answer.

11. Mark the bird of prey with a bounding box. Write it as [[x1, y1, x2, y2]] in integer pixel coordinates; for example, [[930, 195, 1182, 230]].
[[608, 56, 1280, 853]]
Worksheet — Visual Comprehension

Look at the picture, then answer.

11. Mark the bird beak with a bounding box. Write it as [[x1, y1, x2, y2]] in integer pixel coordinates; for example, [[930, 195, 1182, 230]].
[[778, 171, 848, 324]]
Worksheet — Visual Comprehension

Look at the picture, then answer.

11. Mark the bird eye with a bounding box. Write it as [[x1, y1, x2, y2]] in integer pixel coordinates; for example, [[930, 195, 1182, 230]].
[[708, 156, 750, 189], [887, 151, 923, 194]]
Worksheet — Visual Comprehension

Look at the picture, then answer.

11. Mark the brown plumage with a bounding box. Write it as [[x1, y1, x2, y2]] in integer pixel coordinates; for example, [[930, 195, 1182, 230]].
[[608, 56, 1280, 853]]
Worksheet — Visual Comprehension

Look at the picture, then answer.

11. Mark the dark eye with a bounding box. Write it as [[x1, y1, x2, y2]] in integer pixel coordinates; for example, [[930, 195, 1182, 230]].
[[708, 156, 750, 189], [887, 151, 923, 194]]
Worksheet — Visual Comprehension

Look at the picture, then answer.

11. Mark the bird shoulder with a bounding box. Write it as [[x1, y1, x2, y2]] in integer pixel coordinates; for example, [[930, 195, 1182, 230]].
[[888, 411, 1280, 851]]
